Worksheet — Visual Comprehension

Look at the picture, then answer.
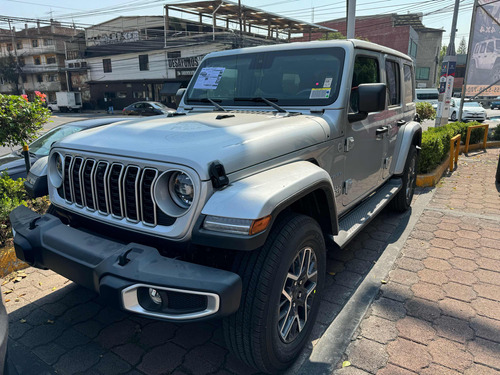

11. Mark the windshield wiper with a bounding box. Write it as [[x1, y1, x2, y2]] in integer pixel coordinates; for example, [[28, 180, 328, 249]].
[[234, 97, 288, 114], [189, 98, 226, 112]]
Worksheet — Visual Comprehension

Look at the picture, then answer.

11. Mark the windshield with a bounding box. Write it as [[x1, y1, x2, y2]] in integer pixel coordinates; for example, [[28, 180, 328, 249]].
[[186, 47, 345, 107], [464, 102, 482, 107], [29, 125, 84, 156]]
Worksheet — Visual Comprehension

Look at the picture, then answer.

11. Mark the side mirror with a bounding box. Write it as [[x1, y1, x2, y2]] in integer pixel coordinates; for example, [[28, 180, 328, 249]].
[[358, 83, 387, 113], [175, 88, 186, 107]]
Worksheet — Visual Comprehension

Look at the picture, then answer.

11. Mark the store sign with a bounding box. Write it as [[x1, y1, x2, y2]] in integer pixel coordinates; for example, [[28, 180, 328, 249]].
[[167, 55, 204, 69], [89, 31, 139, 46], [466, 0, 500, 96]]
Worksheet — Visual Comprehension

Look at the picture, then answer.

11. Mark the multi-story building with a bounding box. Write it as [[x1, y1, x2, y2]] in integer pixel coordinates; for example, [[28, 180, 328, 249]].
[[0, 21, 80, 101]]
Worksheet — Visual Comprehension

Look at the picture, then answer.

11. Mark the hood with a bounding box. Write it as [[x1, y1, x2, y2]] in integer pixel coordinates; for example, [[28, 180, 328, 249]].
[[56, 112, 328, 180], [0, 152, 39, 179], [463, 107, 485, 113]]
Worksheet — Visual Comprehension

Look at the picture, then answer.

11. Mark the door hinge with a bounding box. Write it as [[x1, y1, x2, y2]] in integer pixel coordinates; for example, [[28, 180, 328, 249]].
[[345, 137, 355, 152], [383, 157, 390, 169], [343, 179, 353, 195]]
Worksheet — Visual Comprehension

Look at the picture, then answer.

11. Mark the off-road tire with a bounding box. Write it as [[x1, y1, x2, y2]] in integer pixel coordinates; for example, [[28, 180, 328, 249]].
[[390, 145, 418, 212], [451, 111, 457, 121], [223, 213, 326, 373]]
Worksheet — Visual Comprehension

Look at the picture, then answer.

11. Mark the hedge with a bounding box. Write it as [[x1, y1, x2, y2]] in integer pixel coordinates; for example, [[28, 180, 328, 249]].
[[418, 121, 486, 174]]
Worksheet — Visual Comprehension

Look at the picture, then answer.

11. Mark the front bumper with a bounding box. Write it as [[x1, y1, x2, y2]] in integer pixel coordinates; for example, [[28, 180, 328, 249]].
[[10, 205, 242, 321]]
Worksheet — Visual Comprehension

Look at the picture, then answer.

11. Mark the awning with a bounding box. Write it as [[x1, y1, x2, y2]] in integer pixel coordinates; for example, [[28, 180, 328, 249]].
[[160, 82, 182, 95]]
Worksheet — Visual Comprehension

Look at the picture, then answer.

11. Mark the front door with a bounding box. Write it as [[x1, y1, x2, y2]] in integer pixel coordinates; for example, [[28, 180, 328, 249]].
[[343, 53, 387, 207]]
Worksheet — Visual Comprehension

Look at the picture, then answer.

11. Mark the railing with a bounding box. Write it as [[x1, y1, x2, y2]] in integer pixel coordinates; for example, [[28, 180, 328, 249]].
[[449, 134, 461, 172], [465, 124, 489, 153]]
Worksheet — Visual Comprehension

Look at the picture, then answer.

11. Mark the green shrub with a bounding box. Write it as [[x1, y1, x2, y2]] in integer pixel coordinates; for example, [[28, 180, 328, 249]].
[[416, 102, 436, 121], [418, 121, 486, 174], [491, 123, 500, 141], [0, 171, 27, 246]]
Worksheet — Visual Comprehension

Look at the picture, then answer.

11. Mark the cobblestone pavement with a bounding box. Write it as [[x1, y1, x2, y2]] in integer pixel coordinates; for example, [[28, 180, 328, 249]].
[[334, 148, 500, 374], [3, 149, 498, 375]]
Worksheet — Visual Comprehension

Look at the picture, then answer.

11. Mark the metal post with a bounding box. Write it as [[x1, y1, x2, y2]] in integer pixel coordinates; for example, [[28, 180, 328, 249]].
[[346, 0, 356, 39], [435, 0, 460, 127], [459, 0, 480, 121], [164, 6, 168, 48], [22, 144, 30, 174]]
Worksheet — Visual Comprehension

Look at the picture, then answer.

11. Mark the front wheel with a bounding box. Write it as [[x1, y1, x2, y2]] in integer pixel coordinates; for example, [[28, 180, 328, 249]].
[[450, 111, 457, 121], [223, 213, 326, 373], [390, 145, 418, 212]]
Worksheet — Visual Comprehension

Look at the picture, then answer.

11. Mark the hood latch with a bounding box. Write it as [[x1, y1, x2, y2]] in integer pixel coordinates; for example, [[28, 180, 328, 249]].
[[209, 161, 229, 189]]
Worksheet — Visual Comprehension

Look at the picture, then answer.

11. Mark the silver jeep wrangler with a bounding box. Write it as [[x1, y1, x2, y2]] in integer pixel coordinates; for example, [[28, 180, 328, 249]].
[[11, 39, 421, 373]]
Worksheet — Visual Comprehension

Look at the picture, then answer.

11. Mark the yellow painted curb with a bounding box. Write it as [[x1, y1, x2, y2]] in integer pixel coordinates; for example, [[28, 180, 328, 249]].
[[416, 142, 500, 187]]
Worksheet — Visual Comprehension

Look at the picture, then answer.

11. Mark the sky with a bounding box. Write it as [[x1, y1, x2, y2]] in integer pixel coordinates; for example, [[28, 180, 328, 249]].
[[1, 0, 475, 47]]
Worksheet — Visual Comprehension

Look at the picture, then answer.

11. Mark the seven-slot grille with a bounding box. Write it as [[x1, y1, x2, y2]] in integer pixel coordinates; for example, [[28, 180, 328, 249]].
[[61, 155, 162, 226]]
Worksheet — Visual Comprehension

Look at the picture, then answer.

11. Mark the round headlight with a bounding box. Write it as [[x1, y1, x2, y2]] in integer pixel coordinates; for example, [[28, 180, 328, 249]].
[[55, 154, 63, 178], [48, 152, 64, 188], [169, 172, 194, 208]]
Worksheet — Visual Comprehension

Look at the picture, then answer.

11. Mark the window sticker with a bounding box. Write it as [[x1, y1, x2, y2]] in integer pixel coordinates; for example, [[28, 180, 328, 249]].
[[193, 67, 226, 90], [323, 77, 333, 88], [309, 88, 331, 99]]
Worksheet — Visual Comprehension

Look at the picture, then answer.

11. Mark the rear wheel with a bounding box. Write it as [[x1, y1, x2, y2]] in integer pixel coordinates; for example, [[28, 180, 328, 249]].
[[451, 111, 457, 121], [223, 213, 326, 373], [390, 145, 418, 212]]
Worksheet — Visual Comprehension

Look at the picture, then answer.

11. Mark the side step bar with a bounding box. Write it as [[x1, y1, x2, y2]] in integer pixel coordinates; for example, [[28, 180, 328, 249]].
[[332, 178, 402, 249]]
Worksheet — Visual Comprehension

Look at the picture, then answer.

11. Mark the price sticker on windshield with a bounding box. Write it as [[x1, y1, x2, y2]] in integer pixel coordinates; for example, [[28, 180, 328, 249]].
[[194, 67, 226, 90], [310, 88, 331, 99]]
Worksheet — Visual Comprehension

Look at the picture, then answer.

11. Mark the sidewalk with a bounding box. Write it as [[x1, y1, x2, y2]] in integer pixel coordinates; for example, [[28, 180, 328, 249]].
[[335, 147, 500, 374]]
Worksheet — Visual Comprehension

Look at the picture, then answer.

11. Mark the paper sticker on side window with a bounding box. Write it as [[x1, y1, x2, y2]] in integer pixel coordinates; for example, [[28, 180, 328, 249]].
[[194, 67, 226, 90], [309, 88, 331, 99]]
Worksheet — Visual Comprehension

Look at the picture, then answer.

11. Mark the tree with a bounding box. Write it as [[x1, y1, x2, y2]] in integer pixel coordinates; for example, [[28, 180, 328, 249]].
[[457, 37, 468, 54], [0, 53, 21, 95], [0, 92, 51, 148]]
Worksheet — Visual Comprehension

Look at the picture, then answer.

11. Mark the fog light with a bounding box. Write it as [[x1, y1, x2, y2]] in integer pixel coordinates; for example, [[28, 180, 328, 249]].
[[149, 288, 162, 305]]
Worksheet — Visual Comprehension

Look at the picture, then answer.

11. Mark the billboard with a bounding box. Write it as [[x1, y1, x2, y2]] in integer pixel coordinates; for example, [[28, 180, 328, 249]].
[[466, 0, 500, 96]]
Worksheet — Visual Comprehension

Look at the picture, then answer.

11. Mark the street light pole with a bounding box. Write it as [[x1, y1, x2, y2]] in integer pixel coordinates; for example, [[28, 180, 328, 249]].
[[435, 0, 460, 127], [346, 0, 356, 39]]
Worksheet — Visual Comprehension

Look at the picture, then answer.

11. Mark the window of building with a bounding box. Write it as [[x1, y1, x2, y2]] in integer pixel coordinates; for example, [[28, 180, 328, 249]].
[[385, 60, 401, 106], [139, 54, 149, 71], [32, 39, 39, 47], [416, 67, 430, 80], [6, 43, 12, 52], [68, 63, 74, 68], [81, 61, 87, 67], [133, 91, 144, 99], [117, 92, 127, 98], [74, 62, 80, 68], [103, 58, 112, 73], [403, 64, 414, 105], [16, 42, 22, 49], [47, 74, 58, 82], [350, 56, 380, 113], [46, 55, 56, 64], [409, 40, 418, 58], [34, 56, 41, 65], [21, 74, 27, 83], [36, 74, 43, 83], [67, 51, 80, 60], [167, 51, 181, 59], [18, 57, 25, 66], [43, 39, 54, 46]]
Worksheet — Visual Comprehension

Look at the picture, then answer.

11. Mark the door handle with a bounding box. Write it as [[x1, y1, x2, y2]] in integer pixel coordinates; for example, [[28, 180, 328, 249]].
[[376, 127, 388, 135], [397, 119, 406, 127]]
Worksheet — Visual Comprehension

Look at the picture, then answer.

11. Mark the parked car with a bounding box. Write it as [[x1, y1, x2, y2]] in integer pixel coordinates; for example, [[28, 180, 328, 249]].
[[0, 118, 126, 180], [47, 102, 59, 112], [449, 99, 487, 122], [122, 101, 175, 116], [10, 40, 421, 374], [490, 96, 500, 109], [416, 88, 439, 109]]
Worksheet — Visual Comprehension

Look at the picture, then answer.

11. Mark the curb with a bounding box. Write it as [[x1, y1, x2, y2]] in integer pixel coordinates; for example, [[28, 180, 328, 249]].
[[295, 188, 435, 375], [416, 143, 500, 187]]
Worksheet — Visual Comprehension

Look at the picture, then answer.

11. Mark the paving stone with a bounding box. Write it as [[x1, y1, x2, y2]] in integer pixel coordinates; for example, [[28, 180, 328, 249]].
[[416, 223, 440, 232], [427, 337, 473, 371], [137, 321, 178, 348], [449, 247, 478, 260], [388, 269, 419, 285], [434, 315, 474, 343], [426, 247, 453, 260], [472, 298, 500, 320], [420, 364, 461, 375], [58, 286, 97, 307], [477, 247, 500, 261], [476, 257, 500, 272], [97, 319, 140, 349], [474, 269, 500, 286], [345, 338, 387, 373], [454, 237, 480, 249], [479, 237, 500, 249], [19, 319, 67, 348], [402, 247, 428, 260], [317, 300, 343, 325], [32, 342, 66, 365], [59, 301, 101, 324], [395, 316, 436, 345], [423, 257, 452, 271], [73, 319, 104, 339], [470, 315, 500, 343], [24, 308, 56, 326], [359, 315, 397, 344], [8, 319, 33, 340], [410, 230, 434, 241], [172, 322, 215, 349], [54, 343, 104, 375], [380, 282, 413, 302], [112, 343, 145, 366], [333, 366, 371, 375], [55, 327, 91, 349], [464, 363, 500, 375], [467, 338, 500, 369], [334, 271, 364, 288], [377, 364, 415, 375], [137, 343, 186, 375], [224, 352, 261, 375], [370, 297, 406, 322], [442, 282, 477, 302], [431, 238, 455, 249], [434, 230, 456, 240], [445, 269, 478, 285], [417, 269, 449, 286], [405, 298, 441, 322], [345, 258, 372, 274], [362, 239, 386, 252], [40, 301, 69, 317], [448, 257, 479, 272], [323, 281, 354, 305], [182, 343, 227, 375], [95, 352, 132, 375], [411, 282, 445, 301], [387, 337, 430, 372], [353, 248, 379, 262], [93, 305, 128, 325]]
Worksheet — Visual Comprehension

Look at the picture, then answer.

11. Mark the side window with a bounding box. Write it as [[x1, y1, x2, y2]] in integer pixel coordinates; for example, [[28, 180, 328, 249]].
[[385, 60, 401, 106], [350, 56, 380, 113], [480, 43, 486, 53], [403, 64, 414, 105], [487, 41, 494, 53]]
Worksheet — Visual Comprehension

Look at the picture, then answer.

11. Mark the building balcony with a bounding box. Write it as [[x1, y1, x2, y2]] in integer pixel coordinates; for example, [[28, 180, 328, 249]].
[[21, 64, 63, 74]]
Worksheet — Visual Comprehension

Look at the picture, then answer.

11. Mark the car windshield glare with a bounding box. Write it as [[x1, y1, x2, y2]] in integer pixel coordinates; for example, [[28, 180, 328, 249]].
[[186, 47, 345, 107], [29, 125, 84, 156], [464, 102, 481, 107]]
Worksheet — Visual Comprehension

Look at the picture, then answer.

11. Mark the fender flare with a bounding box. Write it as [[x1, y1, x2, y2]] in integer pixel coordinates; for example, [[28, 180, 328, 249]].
[[192, 161, 338, 251], [392, 121, 422, 175]]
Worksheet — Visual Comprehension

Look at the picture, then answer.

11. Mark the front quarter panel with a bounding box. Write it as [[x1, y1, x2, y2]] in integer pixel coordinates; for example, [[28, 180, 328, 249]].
[[391, 121, 422, 175]]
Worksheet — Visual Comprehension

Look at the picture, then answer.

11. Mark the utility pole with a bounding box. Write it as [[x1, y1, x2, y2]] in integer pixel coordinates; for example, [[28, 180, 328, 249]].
[[435, 0, 460, 127], [346, 0, 356, 39]]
